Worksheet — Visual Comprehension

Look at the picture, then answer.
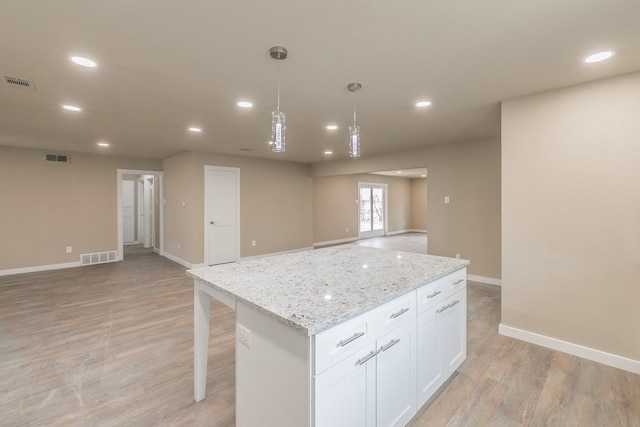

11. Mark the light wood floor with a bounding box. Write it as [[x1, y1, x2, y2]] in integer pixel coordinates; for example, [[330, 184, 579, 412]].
[[1, 238, 638, 426]]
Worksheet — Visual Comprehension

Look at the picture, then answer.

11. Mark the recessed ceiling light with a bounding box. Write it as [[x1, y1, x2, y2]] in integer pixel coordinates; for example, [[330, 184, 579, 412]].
[[326, 125, 338, 130], [396, 171, 402, 174], [421, 174, 427, 178], [583, 51, 614, 63], [238, 101, 253, 108], [97, 142, 109, 147], [416, 100, 432, 107], [188, 127, 202, 132], [70, 56, 97, 68], [62, 104, 82, 112], [324, 150, 333, 155]]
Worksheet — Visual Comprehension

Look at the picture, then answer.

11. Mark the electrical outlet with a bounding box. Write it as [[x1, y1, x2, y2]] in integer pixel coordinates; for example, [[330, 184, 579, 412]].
[[238, 324, 251, 348], [177, 243, 181, 250], [456, 254, 460, 259], [252, 240, 256, 247], [445, 196, 450, 204], [346, 227, 349, 233], [66, 246, 72, 253]]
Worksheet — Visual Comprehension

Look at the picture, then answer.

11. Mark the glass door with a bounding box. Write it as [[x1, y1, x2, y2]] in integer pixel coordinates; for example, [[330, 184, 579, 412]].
[[359, 183, 386, 238]]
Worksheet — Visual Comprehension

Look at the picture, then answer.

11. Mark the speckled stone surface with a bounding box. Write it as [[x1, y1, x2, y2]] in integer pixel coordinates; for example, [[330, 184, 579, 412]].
[[187, 245, 469, 336]]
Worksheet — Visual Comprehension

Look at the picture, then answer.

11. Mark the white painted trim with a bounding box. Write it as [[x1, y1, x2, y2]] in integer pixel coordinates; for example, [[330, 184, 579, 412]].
[[313, 237, 358, 248], [163, 252, 192, 269], [386, 229, 409, 236], [499, 324, 640, 375], [408, 229, 427, 233], [0, 261, 82, 277], [467, 275, 502, 286], [241, 247, 314, 261]]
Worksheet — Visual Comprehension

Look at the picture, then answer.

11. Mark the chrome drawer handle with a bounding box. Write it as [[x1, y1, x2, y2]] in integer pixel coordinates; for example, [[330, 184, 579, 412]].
[[337, 331, 365, 347], [379, 338, 400, 352], [436, 299, 460, 314], [453, 279, 464, 286], [390, 307, 410, 319], [356, 349, 380, 366], [426, 290, 441, 299]]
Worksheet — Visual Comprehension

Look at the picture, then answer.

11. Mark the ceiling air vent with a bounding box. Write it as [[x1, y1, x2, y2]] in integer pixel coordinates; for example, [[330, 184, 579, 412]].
[[45, 153, 71, 163], [2, 76, 36, 91]]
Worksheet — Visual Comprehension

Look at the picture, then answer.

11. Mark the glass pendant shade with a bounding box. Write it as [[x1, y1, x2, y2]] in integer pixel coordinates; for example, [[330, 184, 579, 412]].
[[272, 110, 286, 153], [349, 125, 360, 158]]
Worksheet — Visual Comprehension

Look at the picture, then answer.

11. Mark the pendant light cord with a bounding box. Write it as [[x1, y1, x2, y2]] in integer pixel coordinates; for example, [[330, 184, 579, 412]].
[[277, 60, 281, 115], [353, 91, 357, 127]]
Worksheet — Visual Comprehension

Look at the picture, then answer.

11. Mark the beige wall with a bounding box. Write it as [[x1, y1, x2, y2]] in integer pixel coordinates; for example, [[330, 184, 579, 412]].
[[312, 174, 412, 244], [0, 145, 161, 271], [502, 71, 640, 361], [409, 178, 427, 231], [163, 151, 313, 265], [311, 138, 501, 279]]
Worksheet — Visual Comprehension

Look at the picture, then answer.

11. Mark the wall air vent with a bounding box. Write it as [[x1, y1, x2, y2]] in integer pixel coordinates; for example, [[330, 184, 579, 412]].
[[45, 153, 70, 163], [2, 76, 36, 91], [80, 251, 118, 266]]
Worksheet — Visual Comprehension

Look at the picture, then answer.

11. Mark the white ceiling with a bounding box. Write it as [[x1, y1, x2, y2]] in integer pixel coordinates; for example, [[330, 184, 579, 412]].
[[1, 1, 639, 164]]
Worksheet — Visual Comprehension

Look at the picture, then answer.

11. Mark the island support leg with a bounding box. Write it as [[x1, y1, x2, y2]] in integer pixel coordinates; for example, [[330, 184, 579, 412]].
[[194, 282, 211, 402]]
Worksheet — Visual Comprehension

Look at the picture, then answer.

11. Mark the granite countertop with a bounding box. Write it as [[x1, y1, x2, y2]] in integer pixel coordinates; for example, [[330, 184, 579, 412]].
[[187, 245, 469, 336]]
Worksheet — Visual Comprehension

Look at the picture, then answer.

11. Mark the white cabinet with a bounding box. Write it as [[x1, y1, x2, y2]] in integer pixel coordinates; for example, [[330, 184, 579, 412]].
[[375, 320, 416, 427], [416, 271, 467, 408], [314, 267, 466, 427], [314, 318, 416, 427], [314, 342, 377, 427]]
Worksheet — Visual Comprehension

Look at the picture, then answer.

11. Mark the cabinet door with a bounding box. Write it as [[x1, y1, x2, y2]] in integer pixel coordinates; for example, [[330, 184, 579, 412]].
[[314, 343, 377, 427], [376, 320, 417, 427], [416, 303, 443, 408], [440, 287, 467, 379]]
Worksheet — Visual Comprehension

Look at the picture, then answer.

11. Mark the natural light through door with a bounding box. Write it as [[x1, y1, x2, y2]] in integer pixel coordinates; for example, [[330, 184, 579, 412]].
[[359, 183, 386, 238]]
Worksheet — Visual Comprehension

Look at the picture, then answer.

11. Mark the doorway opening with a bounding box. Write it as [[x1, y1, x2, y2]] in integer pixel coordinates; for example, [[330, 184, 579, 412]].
[[358, 182, 387, 239], [117, 169, 164, 261]]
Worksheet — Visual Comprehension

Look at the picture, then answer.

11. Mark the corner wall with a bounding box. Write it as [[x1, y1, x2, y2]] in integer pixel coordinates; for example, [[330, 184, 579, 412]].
[[312, 174, 413, 244], [163, 151, 313, 265], [311, 138, 501, 280], [501, 71, 640, 364], [0, 145, 162, 272]]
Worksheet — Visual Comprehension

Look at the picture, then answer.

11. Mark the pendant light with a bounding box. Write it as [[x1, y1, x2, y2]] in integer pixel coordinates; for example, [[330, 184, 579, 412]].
[[347, 82, 362, 158], [270, 46, 287, 153]]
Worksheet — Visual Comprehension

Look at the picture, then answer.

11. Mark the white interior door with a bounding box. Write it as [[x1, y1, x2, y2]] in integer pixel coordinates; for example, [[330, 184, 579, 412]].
[[143, 178, 153, 248], [359, 183, 386, 239], [205, 166, 240, 265], [122, 180, 135, 244], [137, 180, 144, 243]]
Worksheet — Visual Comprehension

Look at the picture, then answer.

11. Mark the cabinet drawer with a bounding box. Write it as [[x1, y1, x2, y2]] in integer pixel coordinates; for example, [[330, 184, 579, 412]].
[[372, 291, 416, 336], [416, 269, 466, 313], [314, 310, 375, 375], [445, 268, 466, 292], [416, 280, 446, 313]]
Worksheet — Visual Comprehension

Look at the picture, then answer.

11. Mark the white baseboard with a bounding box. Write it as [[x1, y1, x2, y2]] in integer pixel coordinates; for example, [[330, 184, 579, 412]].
[[467, 274, 502, 286], [242, 246, 314, 261], [163, 252, 193, 269], [407, 229, 427, 233], [0, 261, 82, 277], [313, 237, 358, 248], [499, 324, 640, 375], [386, 229, 409, 236]]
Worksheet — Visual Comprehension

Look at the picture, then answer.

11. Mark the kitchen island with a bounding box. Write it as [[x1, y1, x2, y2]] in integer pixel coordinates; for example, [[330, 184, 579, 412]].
[[187, 245, 469, 427]]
